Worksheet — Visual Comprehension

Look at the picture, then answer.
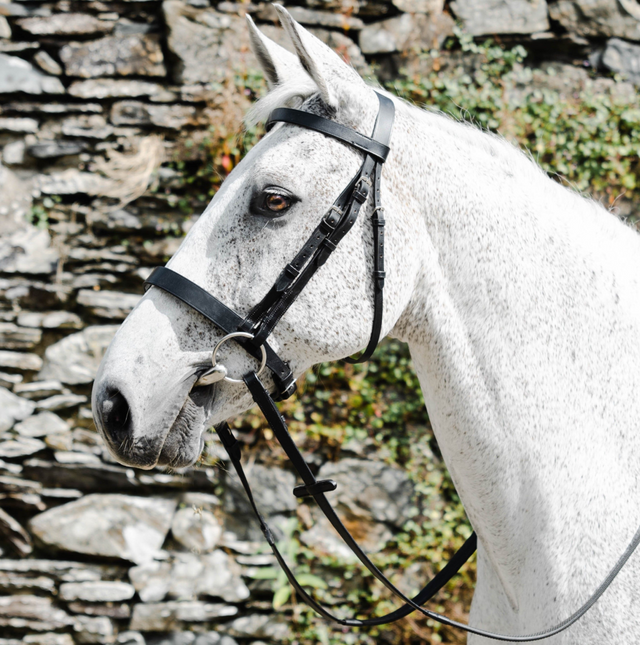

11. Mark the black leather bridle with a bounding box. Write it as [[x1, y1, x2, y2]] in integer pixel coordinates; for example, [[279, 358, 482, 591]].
[[144, 92, 640, 640]]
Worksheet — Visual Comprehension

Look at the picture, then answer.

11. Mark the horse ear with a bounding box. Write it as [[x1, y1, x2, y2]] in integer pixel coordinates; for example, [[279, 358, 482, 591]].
[[246, 15, 303, 88], [273, 4, 363, 111]]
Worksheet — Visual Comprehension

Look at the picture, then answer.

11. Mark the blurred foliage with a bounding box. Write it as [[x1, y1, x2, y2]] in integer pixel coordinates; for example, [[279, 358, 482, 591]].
[[391, 27, 640, 220], [197, 31, 640, 645]]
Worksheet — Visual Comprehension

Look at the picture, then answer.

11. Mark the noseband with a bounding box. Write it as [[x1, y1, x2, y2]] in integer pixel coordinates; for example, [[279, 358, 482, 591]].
[[144, 92, 640, 640]]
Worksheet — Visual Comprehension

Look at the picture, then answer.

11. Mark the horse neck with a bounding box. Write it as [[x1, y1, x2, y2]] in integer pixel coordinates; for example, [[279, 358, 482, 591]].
[[390, 102, 640, 605]]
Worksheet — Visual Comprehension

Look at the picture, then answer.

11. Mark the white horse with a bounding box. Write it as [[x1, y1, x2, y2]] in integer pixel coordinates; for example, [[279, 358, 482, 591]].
[[92, 7, 640, 642]]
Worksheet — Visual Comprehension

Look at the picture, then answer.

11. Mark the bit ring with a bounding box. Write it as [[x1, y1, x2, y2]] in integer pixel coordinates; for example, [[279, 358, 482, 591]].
[[211, 331, 267, 384]]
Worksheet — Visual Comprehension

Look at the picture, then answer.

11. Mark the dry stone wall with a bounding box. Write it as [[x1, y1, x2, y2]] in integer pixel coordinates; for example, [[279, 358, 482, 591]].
[[0, 0, 637, 644]]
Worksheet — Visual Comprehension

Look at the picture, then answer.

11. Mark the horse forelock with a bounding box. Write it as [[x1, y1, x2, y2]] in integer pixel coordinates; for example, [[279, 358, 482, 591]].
[[244, 75, 318, 128]]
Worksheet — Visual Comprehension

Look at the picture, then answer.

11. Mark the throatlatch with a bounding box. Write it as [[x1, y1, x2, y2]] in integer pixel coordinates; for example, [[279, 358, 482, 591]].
[[144, 92, 640, 641]]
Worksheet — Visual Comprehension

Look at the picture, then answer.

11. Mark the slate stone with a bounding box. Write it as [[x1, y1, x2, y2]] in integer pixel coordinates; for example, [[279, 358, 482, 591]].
[[22, 458, 139, 493], [0, 162, 33, 231], [17, 14, 115, 36], [163, 1, 253, 84], [0, 322, 42, 349], [0, 41, 39, 53], [392, 0, 444, 13], [74, 615, 115, 644], [24, 635, 75, 645], [76, 290, 141, 319], [0, 116, 38, 132], [450, 0, 549, 35], [36, 393, 88, 412], [300, 506, 391, 559], [0, 595, 74, 629], [0, 372, 22, 389], [0, 54, 65, 95], [147, 635, 237, 645], [13, 383, 65, 401], [39, 325, 118, 385], [549, 0, 640, 39], [360, 12, 454, 53], [0, 475, 42, 494], [0, 557, 120, 583], [17, 310, 83, 329], [34, 51, 62, 76], [0, 226, 59, 275], [0, 16, 10, 38], [54, 451, 101, 465], [130, 550, 250, 603], [224, 464, 297, 516], [180, 492, 220, 512], [130, 601, 238, 631], [315, 458, 414, 527], [0, 506, 32, 555], [0, 350, 43, 371], [116, 633, 145, 645], [601, 38, 640, 84], [61, 114, 114, 139], [227, 614, 289, 641], [29, 494, 177, 564], [0, 386, 35, 432], [0, 3, 30, 17], [28, 141, 87, 159], [35, 169, 114, 196], [60, 580, 136, 602], [60, 34, 166, 78], [2, 102, 103, 115], [68, 602, 131, 619], [171, 506, 222, 553], [111, 101, 198, 129], [0, 437, 46, 458], [2, 140, 25, 165], [68, 79, 167, 99], [13, 412, 68, 439], [0, 571, 55, 593]]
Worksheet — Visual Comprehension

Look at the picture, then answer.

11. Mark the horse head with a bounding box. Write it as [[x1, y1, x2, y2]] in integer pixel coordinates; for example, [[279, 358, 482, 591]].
[[91, 7, 417, 469]]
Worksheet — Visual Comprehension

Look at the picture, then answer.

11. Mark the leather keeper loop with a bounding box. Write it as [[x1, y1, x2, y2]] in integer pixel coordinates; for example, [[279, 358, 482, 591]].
[[322, 238, 337, 253], [215, 423, 242, 462], [293, 479, 338, 498], [319, 217, 338, 235], [353, 183, 370, 204]]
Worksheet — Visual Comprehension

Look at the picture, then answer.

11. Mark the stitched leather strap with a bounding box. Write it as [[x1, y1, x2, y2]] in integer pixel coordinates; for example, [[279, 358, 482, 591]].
[[267, 108, 391, 163], [144, 267, 296, 400], [249, 93, 394, 359]]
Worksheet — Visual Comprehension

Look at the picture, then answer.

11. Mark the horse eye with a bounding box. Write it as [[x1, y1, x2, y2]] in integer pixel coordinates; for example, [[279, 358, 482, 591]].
[[250, 187, 298, 218], [265, 193, 291, 213]]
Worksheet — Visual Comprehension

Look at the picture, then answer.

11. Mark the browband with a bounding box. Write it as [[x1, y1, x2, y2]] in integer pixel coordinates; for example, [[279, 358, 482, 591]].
[[267, 108, 391, 164]]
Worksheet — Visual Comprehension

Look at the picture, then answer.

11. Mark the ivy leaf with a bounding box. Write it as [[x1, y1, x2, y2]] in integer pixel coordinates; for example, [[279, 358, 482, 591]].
[[296, 573, 328, 589], [273, 585, 291, 609]]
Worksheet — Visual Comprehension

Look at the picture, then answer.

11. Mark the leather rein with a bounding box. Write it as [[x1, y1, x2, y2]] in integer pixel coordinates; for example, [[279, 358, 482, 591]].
[[144, 92, 640, 640]]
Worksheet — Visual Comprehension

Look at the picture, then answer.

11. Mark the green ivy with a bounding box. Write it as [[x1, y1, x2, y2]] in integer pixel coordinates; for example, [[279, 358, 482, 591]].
[[391, 30, 640, 221]]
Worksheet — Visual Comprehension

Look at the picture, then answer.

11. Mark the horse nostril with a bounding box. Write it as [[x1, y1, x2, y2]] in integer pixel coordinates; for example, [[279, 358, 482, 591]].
[[100, 388, 131, 445]]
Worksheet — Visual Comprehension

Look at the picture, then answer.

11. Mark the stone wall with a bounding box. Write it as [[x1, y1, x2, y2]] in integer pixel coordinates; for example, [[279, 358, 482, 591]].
[[0, 0, 638, 644]]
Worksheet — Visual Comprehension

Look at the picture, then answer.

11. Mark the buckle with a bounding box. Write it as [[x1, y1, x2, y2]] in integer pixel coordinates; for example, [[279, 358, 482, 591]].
[[372, 206, 385, 226], [293, 479, 337, 498], [353, 177, 371, 204], [320, 206, 342, 234]]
